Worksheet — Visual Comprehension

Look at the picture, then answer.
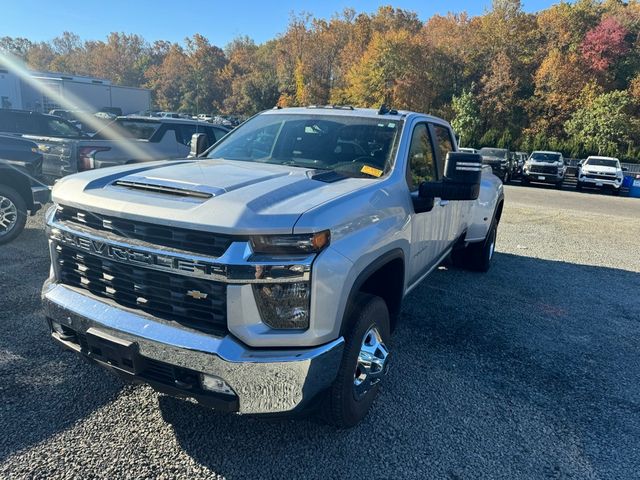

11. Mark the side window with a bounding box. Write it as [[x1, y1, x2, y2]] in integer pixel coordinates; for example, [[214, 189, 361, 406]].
[[406, 123, 437, 192], [212, 127, 228, 142], [203, 127, 219, 146], [175, 124, 197, 146], [45, 118, 79, 137], [431, 124, 454, 163], [0, 112, 12, 131], [15, 114, 40, 135], [176, 124, 213, 150]]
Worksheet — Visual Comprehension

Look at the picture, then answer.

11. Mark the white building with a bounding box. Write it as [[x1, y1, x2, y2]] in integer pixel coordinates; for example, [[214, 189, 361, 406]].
[[0, 68, 151, 115]]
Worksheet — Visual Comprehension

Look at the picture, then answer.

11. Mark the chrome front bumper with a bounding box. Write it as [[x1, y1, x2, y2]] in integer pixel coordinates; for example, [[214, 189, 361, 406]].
[[42, 281, 344, 414], [523, 170, 563, 182]]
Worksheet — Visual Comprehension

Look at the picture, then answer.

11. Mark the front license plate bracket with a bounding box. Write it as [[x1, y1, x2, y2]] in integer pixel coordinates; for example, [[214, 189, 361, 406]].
[[85, 327, 141, 374]]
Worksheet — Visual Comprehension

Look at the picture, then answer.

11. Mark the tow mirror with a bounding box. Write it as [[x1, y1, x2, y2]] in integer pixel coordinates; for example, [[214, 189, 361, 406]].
[[189, 133, 209, 157], [419, 152, 482, 202], [622, 167, 629, 172]]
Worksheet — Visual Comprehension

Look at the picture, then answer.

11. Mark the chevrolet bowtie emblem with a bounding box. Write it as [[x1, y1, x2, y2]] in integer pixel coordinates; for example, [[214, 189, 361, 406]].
[[187, 290, 208, 300]]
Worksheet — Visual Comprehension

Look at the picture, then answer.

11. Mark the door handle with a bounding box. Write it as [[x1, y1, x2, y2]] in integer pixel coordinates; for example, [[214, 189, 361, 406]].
[[439, 200, 449, 207]]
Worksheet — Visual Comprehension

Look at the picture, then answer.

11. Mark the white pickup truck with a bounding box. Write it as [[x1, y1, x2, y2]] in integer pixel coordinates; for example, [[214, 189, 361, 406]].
[[577, 156, 626, 194], [42, 106, 504, 427]]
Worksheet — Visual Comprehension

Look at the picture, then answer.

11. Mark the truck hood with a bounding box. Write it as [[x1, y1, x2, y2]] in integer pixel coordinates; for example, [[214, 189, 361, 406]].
[[52, 159, 373, 234]]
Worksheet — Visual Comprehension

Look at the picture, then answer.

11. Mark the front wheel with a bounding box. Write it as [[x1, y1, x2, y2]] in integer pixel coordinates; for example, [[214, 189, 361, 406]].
[[321, 293, 391, 428], [0, 186, 27, 245]]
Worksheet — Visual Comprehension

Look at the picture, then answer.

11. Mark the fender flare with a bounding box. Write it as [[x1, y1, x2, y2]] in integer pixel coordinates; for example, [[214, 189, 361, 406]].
[[340, 248, 405, 336]]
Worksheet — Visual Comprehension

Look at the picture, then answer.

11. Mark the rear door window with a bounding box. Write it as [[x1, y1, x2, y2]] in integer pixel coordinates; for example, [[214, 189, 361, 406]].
[[14, 113, 40, 135], [96, 120, 161, 140]]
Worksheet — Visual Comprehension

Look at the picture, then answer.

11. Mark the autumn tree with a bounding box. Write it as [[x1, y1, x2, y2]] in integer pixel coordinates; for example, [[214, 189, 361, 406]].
[[89, 33, 149, 86], [341, 30, 433, 112], [223, 38, 279, 115], [581, 17, 630, 73], [144, 44, 190, 111]]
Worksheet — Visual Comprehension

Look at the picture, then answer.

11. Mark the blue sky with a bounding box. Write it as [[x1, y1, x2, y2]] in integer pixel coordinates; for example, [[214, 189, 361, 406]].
[[3, 0, 561, 46]]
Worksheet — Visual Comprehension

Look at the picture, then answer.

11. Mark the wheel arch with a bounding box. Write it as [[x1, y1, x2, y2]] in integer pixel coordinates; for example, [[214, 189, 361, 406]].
[[0, 168, 34, 211], [341, 248, 406, 335], [494, 195, 505, 225]]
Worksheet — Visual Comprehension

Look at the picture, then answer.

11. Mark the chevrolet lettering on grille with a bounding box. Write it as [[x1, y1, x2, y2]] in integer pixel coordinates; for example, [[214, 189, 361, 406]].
[[51, 228, 226, 278]]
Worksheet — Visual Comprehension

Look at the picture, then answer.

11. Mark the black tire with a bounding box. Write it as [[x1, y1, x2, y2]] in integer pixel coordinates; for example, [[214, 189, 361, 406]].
[[521, 177, 529, 186], [322, 293, 391, 428], [0, 185, 28, 245], [612, 188, 621, 196], [576, 182, 582, 191], [452, 220, 497, 272], [555, 180, 563, 189]]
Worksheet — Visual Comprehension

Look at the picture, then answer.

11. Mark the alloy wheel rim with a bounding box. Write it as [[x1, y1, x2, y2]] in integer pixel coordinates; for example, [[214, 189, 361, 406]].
[[0, 196, 18, 236], [353, 326, 390, 399]]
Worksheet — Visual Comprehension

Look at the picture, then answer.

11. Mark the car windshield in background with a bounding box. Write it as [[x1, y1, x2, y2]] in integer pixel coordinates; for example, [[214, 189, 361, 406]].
[[94, 119, 160, 140], [531, 153, 561, 162], [586, 158, 619, 167], [479, 148, 507, 159], [207, 114, 402, 178]]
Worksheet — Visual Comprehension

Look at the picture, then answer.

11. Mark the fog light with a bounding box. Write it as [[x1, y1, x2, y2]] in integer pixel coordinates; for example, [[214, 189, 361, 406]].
[[200, 374, 235, 396], [50, 320, 76, 341], [51, 321, 65, 335]]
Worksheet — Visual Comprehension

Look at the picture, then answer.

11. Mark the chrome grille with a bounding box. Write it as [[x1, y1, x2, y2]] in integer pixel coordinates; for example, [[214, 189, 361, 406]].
[[55, 243, 227, 336], [56, 206, 234, 258], [585, 173, 616, 180]]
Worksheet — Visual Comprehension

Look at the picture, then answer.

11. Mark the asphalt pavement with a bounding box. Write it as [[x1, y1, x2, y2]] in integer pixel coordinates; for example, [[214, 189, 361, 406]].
[[0, 182, 639, 479]]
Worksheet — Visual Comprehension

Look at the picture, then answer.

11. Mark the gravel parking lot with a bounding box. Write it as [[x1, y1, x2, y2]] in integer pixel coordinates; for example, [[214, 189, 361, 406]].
[[1, 184, 639, 479]]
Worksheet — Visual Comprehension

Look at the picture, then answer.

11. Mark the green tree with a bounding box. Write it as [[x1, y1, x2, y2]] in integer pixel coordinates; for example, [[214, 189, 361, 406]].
[[451, 87, 480, 147], [565, 90, 635, 156]]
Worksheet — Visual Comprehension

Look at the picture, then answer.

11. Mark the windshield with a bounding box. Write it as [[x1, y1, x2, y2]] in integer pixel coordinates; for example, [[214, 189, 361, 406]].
[[207, 114, 402, 178], [585, 158, 619, 168], [94, 119, 161, 140], [530, 152, 561, 162], [479, 148, 507, 159]]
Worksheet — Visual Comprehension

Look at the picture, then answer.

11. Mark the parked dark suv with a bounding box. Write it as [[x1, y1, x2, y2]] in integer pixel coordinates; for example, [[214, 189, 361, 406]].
[[0, 135, 50, 244], [0, 109, 86, 139], [478, 147, 516, 183]]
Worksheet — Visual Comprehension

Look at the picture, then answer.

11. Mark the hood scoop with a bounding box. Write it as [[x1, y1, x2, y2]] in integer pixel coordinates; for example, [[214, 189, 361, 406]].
[[112, 174, 224, 200]]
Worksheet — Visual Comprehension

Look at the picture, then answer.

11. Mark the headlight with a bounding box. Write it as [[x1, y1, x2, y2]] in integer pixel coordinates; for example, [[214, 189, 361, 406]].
[[251, 230, 330, 254], [253, 281, 311, 329]]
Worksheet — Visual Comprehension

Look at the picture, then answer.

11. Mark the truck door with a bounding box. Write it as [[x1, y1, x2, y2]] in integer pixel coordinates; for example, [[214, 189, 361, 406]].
[[406, 122, 451, 284]]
